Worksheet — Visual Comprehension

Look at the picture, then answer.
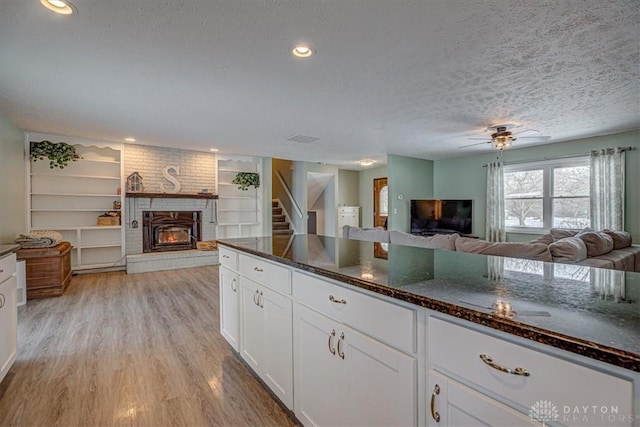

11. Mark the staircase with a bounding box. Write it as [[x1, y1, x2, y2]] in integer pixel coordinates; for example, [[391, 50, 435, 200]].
[[272, 200, 293, 236]]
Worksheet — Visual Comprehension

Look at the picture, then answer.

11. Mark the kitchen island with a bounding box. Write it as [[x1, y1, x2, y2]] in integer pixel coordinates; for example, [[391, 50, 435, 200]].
[[217, 235, 640, 426]]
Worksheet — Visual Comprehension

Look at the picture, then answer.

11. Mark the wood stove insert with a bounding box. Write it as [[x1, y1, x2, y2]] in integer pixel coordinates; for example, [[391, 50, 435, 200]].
[[143, 211, 202, 252]]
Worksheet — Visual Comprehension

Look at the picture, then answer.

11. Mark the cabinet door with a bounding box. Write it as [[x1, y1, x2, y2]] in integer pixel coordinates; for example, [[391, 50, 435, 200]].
[[219, 267, 239, 350], [294, 304, 344, 427], [261, 285, 293, 409], [342, 324, 417, 427], [240, 277, 264, 373], [428, 371, 537, 427], [0, 275, 17, 382]]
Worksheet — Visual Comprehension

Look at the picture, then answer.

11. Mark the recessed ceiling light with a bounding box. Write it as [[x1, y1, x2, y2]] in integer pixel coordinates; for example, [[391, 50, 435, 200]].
[[292, 45, 314, 58], [40, 0, 76, 15], [359, 159, 375, 166], [124, 137, 136, 142], [209, 148, 219, 152]]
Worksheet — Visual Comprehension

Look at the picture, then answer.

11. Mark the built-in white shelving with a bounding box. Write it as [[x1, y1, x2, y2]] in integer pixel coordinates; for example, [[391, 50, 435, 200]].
[[216, 156, 263, 239], [26, 134, 125, 271]]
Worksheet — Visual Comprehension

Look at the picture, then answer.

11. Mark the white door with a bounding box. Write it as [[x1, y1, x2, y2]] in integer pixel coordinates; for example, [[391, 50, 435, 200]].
[[428, 371, 537, 427], [294, 304, 344, 427], [260, 286, 293, 409], [240, 277, 263, 373], [219, 267, 239, 350], [342, 324, 417, 427], [0, 275, 17, 381]]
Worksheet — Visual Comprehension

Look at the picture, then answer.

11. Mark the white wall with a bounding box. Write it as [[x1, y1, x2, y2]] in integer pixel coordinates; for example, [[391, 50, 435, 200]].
[[0, 112, 25, 243]]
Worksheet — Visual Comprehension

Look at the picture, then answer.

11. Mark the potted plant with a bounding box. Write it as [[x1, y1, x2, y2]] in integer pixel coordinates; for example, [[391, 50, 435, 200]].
[[232, 172, 260, 191], [30, 140, 82, 169]]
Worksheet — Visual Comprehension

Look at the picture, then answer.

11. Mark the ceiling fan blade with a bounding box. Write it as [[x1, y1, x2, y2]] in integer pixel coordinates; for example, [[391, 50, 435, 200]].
[[516, 135, 551, 141], [459, 141, 488, 149]]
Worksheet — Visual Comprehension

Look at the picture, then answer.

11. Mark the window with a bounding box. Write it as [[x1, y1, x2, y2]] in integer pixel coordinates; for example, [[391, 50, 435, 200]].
[[504, 158, 590, 231], [379, 186, 389, 216]]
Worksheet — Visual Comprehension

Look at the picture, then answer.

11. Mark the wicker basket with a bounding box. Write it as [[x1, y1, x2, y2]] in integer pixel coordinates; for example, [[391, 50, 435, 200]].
[[97, 216, 120, 226]]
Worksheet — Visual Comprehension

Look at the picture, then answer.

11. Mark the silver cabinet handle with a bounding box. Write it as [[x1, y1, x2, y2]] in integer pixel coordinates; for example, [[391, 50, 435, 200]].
[[230, 278, 237, 292], [337, 332, 345, 359], [253, 289, 259, 305], [253, 267, 263, 272], [0, 269, 3, 273], [0, 293, 4, 309], [430, 384, 440, 423], [258, 291, 263, 308], [329, 295, 347, 305], [328, 329, 336, 355], [479, 353, 530, 376], [222, 254, 230, 259]]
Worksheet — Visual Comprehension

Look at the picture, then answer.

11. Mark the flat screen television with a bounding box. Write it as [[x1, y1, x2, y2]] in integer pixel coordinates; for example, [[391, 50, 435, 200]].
[[410, 199, 473, 235]]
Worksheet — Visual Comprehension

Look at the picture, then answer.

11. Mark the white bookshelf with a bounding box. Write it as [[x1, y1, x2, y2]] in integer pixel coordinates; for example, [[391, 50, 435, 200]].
[[216, 156, 263, 238], [27, 134, 125, 271]]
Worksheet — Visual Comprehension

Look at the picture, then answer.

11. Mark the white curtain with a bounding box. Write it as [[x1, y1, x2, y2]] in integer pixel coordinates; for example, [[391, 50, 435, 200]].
[[486, 161, 505, 242], [590, 147, 625, 230]]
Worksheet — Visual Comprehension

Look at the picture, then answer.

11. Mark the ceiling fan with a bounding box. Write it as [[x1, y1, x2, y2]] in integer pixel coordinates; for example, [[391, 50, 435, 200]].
[[460, 125, 551, 150]]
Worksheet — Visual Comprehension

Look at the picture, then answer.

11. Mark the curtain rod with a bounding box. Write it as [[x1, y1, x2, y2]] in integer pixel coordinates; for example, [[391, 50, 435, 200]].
[[482, 146, 636, 167]]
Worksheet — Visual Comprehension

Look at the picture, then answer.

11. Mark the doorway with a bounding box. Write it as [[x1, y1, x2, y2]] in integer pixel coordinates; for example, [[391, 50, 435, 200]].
[[373, 177, 388, 229]]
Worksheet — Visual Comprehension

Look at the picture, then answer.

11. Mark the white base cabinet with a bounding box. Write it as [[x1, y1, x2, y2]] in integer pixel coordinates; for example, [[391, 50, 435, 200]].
[[294, 303, 416, 427], [240, 277, 293, 409], [0, 253, 18, 384]]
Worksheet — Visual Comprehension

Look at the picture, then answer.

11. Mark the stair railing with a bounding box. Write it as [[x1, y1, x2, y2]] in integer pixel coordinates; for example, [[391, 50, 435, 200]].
[[273, 198, 299, 235], [274, 170, 304, 220]]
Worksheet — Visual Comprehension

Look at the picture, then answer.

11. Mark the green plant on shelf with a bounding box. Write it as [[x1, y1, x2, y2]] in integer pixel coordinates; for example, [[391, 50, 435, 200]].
[[232, 172, 260, 191], [30, 140, 82, 169]]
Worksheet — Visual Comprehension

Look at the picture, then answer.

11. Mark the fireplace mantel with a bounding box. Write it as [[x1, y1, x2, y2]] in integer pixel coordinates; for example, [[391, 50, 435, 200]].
[[126, 192, 218, 199]]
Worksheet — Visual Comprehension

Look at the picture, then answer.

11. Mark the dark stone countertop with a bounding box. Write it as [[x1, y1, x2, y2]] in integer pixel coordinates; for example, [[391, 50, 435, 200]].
[[0, 244, 21, 257], [217, 235, 640, 372]]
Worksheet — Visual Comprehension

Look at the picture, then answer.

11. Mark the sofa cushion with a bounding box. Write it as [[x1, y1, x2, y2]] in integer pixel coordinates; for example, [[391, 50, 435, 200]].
[[575, 257, 615, 270], [594, 251, 636, 272], [455, 237, 552, 262], [347, 226, 390, 242], [550, 228, 578, 241], [390, 230, 458, 250], [602, 230, 632, 249], [530, 233, 554, 245], [616, 245, 640, 272], [548, 237, 587, 263], [577, 231, 614, 257]]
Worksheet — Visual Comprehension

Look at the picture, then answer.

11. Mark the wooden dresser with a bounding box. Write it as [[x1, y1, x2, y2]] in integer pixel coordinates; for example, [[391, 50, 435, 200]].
[[16, 242, 72, 299]]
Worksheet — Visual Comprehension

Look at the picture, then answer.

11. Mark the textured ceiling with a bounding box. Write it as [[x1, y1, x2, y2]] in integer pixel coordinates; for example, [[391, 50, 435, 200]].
[[0, 0, 638, 169]]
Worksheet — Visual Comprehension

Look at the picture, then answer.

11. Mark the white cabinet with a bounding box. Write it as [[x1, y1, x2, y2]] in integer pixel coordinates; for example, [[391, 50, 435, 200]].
[[294, 303, 416, 427], [337, 206, 359, 234], [216, 156, 263, 239], [240, 276, 293, 409], [27, 134, 125, 271], [0, 252, 17, 384], [219, 266, 239, 351], [427, 371, 537, 427]]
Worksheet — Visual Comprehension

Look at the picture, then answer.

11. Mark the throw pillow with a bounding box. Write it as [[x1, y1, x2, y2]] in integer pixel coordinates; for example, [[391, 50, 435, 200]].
[[577, 231, 614, 257], [530, 233, 554, 245], [548, 237, 588, 262], [602, 230, 632, 249], [549, 228, 578, 241]]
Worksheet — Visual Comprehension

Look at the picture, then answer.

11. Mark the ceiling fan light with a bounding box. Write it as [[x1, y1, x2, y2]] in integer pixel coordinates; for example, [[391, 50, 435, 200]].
[[491, 135, 513, 150], [41, 0, 76, 15]]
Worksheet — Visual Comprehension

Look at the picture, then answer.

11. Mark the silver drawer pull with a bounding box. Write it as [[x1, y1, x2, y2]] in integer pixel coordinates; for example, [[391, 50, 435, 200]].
[[0, 269, 3, 273], [430, 384, 440, 423], [479, 353, 530, 376], [329, 295, 347, 305], [328, 329, 336, 355], [0, 293, 4, 309], [337, 332, 345, 359], [253, 267, 263, 272], [222, 254, 230, 259]]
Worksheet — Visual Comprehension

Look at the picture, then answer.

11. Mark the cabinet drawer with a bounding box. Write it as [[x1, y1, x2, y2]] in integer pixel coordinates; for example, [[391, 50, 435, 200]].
[[239, 253, 291, 295], [428, 317, 633, 419], [0, 253, 16, 284], [219, 246, 238, 271], [293, 271, 416, 354]]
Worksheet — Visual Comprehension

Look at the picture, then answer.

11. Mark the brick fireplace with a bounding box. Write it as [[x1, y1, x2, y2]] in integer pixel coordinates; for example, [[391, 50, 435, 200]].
[[142, 211, 202, 252]]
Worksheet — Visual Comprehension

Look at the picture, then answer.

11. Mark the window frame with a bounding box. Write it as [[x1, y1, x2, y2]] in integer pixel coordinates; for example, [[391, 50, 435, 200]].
[[504, 157, 590, 234]]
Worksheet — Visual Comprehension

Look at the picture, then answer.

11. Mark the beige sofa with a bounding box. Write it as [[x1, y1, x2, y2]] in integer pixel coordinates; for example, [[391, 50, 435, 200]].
[[345, 227, 640, 272]]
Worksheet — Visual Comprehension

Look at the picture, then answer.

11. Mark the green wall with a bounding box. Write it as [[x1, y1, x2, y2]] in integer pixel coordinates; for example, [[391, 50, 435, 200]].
[[388, 155, 434, 232], [338, 169, 359, 207], [358, 165, 388, 228], [433, 130, 640, 241], [0, 112, 25, 243]]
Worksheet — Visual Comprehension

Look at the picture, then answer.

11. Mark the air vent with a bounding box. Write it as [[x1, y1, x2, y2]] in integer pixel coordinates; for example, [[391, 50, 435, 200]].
[[287, 134, 320, 144]]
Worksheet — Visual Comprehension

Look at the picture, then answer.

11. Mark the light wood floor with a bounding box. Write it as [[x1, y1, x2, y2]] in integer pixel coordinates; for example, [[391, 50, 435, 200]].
[[0, 266, 297, 427]]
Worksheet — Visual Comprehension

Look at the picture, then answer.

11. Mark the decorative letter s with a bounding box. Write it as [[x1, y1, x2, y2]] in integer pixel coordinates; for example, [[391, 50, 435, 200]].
[[160, 165, 181, 193]]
